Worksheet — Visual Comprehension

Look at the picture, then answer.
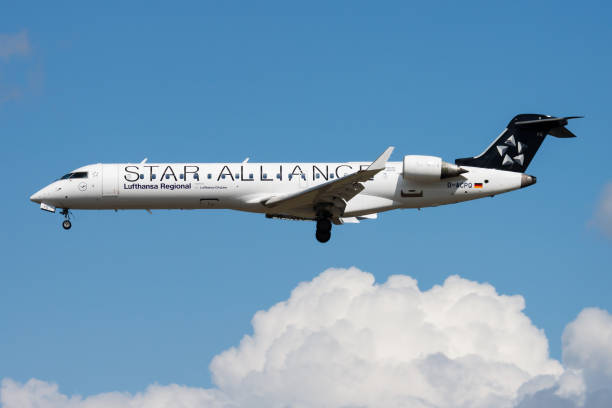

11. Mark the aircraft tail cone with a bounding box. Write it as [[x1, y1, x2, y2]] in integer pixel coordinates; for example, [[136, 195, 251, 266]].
[[520, 174, 537, 188]]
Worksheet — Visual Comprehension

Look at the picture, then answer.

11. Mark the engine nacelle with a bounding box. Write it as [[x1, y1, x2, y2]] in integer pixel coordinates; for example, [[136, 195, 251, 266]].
[[403, 155, 467, 182]]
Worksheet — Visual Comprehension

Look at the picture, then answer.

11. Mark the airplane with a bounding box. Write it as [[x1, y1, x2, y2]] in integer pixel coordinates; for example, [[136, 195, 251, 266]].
[[30, 114, 580, 243]]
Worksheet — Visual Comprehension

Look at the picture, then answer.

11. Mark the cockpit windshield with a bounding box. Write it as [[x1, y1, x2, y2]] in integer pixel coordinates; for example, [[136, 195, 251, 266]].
[[59, 171, 88, 180]]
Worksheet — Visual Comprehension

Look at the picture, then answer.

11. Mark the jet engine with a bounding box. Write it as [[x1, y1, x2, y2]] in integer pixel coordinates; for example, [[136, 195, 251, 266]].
[[402, 155, 467, 182]]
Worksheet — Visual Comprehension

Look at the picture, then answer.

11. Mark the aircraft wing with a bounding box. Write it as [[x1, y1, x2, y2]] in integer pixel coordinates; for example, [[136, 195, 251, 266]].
[[263, 147, 394, 216]]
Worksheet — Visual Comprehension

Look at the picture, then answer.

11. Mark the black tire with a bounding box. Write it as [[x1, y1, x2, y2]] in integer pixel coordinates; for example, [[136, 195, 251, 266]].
[[315, 230, 331, 243], [62, 220, 72, 230], [316, 218, 332, 232]]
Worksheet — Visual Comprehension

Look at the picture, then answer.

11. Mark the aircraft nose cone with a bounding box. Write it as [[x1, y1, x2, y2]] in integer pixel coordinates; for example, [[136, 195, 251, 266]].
[[30, 189, 44, 203]]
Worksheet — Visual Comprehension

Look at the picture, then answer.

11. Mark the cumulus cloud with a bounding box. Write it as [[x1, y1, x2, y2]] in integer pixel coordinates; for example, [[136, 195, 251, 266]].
[[593, 183, 612, 238], [563, 308, 612, 396], [1, 267, 611, 408], [211, 268, 561, 408], [515, 308, 612, 408], [0, 30, 30, 60], [0, 380, 233, 408]]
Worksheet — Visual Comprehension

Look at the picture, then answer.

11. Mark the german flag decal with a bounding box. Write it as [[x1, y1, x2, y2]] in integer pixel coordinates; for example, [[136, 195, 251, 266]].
[[474, 183, 483, 188]]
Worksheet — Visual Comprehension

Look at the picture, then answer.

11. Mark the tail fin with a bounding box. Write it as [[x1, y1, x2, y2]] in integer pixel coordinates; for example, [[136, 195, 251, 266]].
[[455, 114, 581, 172]]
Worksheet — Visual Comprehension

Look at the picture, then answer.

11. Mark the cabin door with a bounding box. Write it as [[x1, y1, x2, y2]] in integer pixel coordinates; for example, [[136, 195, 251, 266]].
[[102, 164, 119, 197]]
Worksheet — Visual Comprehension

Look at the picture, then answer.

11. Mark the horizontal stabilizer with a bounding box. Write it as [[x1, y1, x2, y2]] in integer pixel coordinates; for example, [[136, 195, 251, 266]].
[[515, 116, 582, 138], [514, 115, 582, 127], [548, 126, 577, 138]]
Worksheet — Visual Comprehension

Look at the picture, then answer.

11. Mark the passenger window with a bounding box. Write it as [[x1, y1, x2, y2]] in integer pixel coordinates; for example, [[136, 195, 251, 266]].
[[263, 173, 268, 179], [316, 174, 320, 179], [180, 174, 184, 179], [235, 174, 239, 179], [288, 174, 293, 180], [330, 174, 335, 179], [152, 174, 157, 180], [194, 174, 199, 180], [207, 174, 212, 179], [222, 175, 226, 179], [165, 174, 170, 179], [140, 174, 144, 179], [301, 174, 306, 180], [276, 173, 281, 179], [249, 173, 254, 179]]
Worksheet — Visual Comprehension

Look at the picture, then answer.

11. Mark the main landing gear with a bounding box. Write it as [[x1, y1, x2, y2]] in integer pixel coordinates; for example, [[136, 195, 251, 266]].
[[60, 208, 72, 230], [315, 217, 332, 243]]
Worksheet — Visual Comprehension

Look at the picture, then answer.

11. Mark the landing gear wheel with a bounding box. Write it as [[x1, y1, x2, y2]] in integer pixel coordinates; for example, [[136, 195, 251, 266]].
[[60, 208, 72, 230], [316, 218, 332, 231], [315, 217, 332, 243], [316, 230, 331, 243]]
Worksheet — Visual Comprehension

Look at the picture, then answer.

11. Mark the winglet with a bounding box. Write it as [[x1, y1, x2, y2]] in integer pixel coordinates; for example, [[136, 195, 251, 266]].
[[367, 146, 394, 171]]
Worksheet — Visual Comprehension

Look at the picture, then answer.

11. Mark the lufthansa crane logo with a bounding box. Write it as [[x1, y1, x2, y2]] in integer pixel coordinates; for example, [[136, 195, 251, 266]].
[[78, 182, 87, 192]]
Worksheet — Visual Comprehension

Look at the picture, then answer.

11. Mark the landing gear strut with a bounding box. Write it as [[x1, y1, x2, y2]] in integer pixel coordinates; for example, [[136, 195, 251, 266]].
[[60, 208, 72, 230], [315, 217, 332, 243]]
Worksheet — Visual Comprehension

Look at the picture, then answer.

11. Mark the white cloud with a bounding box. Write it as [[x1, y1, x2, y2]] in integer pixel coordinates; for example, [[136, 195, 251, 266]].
[[514, 308, 612, 408], [210, 267, 561, 408], [1, 267, 611, 408], [0, 30, 38, 104], [0, 30, 30, 60], [0, 379, 233, 408], [563, 308, 612, 392], [593, 183, 612, 238]]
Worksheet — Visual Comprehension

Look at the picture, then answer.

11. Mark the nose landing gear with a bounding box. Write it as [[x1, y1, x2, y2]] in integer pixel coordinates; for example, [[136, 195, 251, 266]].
[[60, 208, 72, 230]]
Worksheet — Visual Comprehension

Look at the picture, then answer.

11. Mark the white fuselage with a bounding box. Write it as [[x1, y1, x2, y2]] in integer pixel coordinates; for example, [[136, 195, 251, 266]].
[[30, 161, 529, 220]]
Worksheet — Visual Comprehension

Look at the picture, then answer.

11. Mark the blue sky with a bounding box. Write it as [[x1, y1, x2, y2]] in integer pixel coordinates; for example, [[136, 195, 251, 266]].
[[1, 0, 611, 399]]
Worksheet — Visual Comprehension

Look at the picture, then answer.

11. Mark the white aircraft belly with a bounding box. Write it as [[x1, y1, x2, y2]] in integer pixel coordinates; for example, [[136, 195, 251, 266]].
[[343, 195, 397, 217]]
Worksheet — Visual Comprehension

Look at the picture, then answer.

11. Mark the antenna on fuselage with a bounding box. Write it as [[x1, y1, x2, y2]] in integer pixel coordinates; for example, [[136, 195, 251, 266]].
[[242, 157, 250, 163], [140, 158, 148, 164]]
